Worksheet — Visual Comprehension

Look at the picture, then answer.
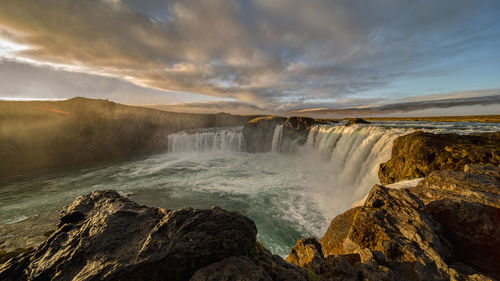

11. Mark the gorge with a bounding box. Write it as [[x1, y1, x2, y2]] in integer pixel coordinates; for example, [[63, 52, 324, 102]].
[[1, 99, 499, 280]]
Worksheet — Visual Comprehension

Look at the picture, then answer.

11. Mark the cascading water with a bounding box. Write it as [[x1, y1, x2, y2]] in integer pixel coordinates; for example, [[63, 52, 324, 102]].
[[4, 121, 492, 256], [271, 125, 284, 152], [300, 124, 409, 219], [168, 127, 245, 152]]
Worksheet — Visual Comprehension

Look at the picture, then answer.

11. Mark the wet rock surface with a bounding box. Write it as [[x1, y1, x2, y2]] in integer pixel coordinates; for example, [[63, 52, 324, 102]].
[[242, 115, 334, 152], [242, 116, 287, 152], [2, 165, 499, 280], [0, 190, 258, 281], [307, 165, 500, 280], [379, 131, 500, 185]]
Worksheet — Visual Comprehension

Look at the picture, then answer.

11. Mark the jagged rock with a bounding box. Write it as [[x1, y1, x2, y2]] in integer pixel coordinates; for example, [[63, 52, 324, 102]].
[[411, 170, 500, 207], [243, 116, 324, 152], [345, 118, 370, 126], [192, 249, 307, 281], [426, 199, 500, 280], [318, 167, 500, 280], [190, 256, 272, 281], [286, 237, 324, 270], [280, 117, 317, 152], [0, 190, 257, 281], [242, 116, 286, 152], [286, 238, 360, 281], [250, 248, 307, 281], [379, 131, 500, 184]]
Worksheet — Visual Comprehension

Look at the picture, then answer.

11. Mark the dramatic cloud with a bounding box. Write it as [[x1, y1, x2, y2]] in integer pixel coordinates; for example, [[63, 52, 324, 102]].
[[286, 91, 500, 117], [0, 0, 499, 111]]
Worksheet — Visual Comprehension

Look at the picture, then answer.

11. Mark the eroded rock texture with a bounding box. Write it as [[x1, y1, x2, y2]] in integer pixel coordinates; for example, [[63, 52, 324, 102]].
[[287, 165, 500, 281], [242, 115, 334, 152], [379, 131, 500, 185], [242, 116, 286, 152], [0, 190, 258, 281], [2, 168, 499, 280]]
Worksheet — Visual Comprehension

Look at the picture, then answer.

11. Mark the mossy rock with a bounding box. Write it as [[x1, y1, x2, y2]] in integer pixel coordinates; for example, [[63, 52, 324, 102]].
[[379, 131, 500, 184]]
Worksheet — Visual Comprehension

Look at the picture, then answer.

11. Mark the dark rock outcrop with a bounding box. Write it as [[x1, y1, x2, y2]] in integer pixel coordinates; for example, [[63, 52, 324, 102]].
[[192, 249, 307, 281], [378, 131, 500, 185], [345, 118, 369, 126], [0, 190, 258, 281], [310, 165, 500, 280], [280, 117, 319, 152], [242, 116, 332, 152], [242, 116, 286, 152]]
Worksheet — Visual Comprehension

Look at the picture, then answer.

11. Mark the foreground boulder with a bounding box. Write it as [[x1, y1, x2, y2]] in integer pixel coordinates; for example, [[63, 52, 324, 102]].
[[379, 131, 500, 184], [0, 190, 258, 281], [293, 165, 500, 280]]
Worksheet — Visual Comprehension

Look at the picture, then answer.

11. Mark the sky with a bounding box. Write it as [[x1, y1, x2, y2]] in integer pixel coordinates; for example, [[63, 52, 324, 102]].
[[0, 0, 499, 116]]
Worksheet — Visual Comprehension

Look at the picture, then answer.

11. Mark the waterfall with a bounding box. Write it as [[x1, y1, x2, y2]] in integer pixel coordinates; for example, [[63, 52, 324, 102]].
[[168, 127, 245, 152], [302, 124, 411, 219], [271, 125, 284, 152]]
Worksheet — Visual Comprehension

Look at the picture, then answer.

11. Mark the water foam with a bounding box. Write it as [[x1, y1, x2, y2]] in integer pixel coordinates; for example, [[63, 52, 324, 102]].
[[302, 124, 410, 219], [168, 127, 245, 152], [271, 125, 284, 152]]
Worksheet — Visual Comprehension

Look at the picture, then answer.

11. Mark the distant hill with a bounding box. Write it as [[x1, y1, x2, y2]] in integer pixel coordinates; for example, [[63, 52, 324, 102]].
[[0, 97, 256, 181]]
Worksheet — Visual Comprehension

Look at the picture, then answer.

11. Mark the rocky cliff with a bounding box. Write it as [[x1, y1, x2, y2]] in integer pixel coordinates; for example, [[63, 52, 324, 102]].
[[379, 131, 500, 185], [242, 116, 335, 152], [288, 164, 500, 281], [0, 98, 255, 181], [242, 116, 287, 152], [2, 165, 499, 280], [0, 190, 306, 281]]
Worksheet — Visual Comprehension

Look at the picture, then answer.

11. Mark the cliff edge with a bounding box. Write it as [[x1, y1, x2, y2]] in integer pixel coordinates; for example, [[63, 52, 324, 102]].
[[379, 131, 500, 185]]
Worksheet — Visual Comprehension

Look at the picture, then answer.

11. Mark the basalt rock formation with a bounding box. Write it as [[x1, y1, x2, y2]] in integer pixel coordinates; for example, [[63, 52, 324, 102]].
[[288, 164, 500, 281], [2, 166, 499, 280], [242, 116, 335, 152], [0, 191, 260, 281], [344, 118, 370, 126], [378, 130, 500, 185], [0, 190, 306, 281], [242, 116, 287, 152]]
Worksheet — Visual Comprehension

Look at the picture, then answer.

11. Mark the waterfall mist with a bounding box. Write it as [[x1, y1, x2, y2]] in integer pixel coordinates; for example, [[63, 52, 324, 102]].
[[5, 121, 494, 256], [168, 127, 245, 152]]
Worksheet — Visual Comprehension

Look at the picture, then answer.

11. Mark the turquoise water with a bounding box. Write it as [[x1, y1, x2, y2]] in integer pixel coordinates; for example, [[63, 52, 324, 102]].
[[1, 122, 498, 256], [0, 152, 335, 256]]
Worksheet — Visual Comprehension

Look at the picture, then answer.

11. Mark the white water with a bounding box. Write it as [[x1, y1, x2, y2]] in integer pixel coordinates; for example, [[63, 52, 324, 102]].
[[1, 121, 497, 256], [168, 127, 245, 152], [271, 125, 284, 153], [297, 125, 409, 218]]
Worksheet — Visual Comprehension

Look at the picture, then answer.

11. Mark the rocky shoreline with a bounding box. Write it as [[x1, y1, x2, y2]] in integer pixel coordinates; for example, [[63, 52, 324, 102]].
[[1, 115, 500, 280], [2, 163, 499, 280]]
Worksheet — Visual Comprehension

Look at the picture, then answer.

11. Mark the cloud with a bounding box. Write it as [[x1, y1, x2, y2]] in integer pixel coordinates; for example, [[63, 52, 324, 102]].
[[0, 0, 499, 107], [142, 89, 500, 116], [0, 59, 224, 104], [286, 90, 500, 117]]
